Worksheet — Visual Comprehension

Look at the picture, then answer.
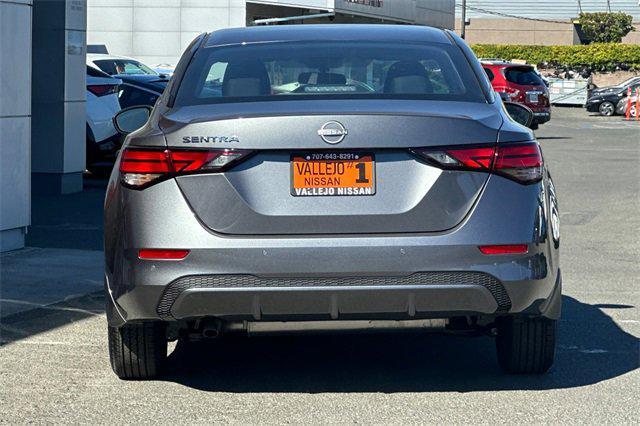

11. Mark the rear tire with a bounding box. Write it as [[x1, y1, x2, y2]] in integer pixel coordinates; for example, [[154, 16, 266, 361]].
[[108, 322, 167, 380], [495, 316, 556, 374]]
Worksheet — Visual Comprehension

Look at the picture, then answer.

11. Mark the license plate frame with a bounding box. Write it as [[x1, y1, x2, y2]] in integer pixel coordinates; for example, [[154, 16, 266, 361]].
[[290, 152, 376, 197]]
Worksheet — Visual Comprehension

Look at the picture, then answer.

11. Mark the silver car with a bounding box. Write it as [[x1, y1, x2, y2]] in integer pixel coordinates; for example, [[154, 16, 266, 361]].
[[105, 25, 561, 379]]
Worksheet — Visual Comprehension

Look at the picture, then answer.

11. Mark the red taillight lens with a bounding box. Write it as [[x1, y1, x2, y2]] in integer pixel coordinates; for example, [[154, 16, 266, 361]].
[[495, 86, 520, 100], [87, 84, 119, 96], [119, 148, 252, 189], [494, 143, 543, 184], [479, 244, 528, 255], [412, 142, 543, 184], [413, 146, 495, 172], [445, 147, 495, 170], [138, 249, 190, 260], [120, 150, 172, 174]]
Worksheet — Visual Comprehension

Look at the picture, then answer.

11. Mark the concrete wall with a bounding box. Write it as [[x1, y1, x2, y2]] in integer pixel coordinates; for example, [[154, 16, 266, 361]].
[[87, 0, 246, 66], [0, 0, 32, 251], [460, 0, 640, 21], [455, 18, 580, 45], [456, 0, 640, 45], [622, 24, 640, 44], [457, 17, 640, 46]]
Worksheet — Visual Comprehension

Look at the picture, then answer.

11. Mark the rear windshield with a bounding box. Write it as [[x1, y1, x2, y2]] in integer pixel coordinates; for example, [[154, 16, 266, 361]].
[[174, 41, 487, 106], [504, 67, 544, 86]]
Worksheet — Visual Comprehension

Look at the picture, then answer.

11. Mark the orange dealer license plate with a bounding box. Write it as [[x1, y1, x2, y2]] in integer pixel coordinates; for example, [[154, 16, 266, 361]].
[[291, 152, 376, 197]]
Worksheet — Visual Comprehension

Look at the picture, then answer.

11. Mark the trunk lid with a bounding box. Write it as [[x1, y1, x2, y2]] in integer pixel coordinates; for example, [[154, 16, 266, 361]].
[[162, 100, 501, 235]]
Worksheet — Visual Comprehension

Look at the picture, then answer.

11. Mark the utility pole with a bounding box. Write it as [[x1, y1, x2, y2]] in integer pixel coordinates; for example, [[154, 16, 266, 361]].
[[606, 0, 611, 12], [460, 0, 467, 39]]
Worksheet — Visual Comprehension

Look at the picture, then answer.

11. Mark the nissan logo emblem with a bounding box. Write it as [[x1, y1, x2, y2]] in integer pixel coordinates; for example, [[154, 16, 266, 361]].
[[317, 121, 348, 144]]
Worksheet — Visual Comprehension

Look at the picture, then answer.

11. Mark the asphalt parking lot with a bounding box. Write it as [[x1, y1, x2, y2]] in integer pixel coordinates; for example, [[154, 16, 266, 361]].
[[1, 107, 638, 423]]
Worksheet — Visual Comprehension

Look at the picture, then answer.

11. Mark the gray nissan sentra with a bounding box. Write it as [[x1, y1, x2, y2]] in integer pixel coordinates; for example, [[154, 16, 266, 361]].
[[105, 24, 561, 379]]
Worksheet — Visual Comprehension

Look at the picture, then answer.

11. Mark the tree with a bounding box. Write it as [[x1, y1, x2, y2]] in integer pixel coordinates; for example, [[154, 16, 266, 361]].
[[579, 12, 635, 44]]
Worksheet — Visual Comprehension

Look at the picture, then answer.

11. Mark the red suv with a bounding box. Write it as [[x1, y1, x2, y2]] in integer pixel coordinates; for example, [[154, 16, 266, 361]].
[[482, 61, 550, 129]]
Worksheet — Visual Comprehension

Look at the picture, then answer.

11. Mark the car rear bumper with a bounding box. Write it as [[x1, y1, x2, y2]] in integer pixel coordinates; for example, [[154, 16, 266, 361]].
[[158, 272, 509, 321], [106, 266, 561, 327], [105, 175, 561, 327], [533, 111, 551, 124]]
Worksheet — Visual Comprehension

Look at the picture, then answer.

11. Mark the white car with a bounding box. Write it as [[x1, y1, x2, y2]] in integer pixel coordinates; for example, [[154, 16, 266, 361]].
[[87, 53, 160, 77], [151, 63, 175, 77], [86, 66, 121, 168]]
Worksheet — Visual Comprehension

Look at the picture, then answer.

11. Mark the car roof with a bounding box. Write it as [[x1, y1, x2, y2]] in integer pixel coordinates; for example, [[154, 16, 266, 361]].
[[481, 61, 533, 68], [205, 24, 452, 47]]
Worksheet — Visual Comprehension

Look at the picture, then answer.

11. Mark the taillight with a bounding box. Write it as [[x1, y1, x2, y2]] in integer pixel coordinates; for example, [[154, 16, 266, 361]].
[[494, 143, 543, 184], [495, 86, 520, 100], [119, 148, 252, 189], [411, 142, 543, 184], [87, 84, 119, 96]]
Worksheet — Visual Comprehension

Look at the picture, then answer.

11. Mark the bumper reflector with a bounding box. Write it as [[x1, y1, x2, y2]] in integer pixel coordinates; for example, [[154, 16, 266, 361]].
[[478, 244, 528, 255], [138, 249, 190, 260]]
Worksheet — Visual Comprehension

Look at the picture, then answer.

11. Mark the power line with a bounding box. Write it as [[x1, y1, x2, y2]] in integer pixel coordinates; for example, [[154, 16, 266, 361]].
[[455, 3, 572, 24]]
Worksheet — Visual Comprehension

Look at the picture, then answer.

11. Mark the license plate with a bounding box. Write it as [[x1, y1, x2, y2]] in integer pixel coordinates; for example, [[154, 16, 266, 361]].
[[291, 152, 375, 197], [529, 93, 539, 103]]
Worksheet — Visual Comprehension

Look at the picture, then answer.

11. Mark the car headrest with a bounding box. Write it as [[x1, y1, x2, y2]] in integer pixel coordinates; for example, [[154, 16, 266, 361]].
[[316, 73, 347, 85], [222, 60, 271, 97], [383, 61, 432, 94]]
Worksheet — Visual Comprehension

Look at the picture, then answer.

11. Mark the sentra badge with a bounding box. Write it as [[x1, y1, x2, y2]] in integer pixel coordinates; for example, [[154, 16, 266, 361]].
[[182, 135, 240, 144]]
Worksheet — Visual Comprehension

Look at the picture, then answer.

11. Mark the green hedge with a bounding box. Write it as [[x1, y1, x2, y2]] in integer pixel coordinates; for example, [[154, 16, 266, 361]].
[[471, 43, 640, 71]]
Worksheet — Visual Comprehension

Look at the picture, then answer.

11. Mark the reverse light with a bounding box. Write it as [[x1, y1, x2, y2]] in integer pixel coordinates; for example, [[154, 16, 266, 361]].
[[138, 249, 190, 260], [119, 148, 252, 189], [412, 142, 543, 184], [479, 244, 528, 255]]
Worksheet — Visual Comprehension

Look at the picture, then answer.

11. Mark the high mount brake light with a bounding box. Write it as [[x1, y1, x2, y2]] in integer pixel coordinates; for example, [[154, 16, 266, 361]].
[[119, 148, 252, 189], [412, 142, 543, 184]]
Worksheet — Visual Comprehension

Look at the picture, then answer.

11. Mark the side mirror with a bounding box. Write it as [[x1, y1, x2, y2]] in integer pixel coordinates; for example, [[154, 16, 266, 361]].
[[113, 105, 152, 135], [504, 102, 534, 128]]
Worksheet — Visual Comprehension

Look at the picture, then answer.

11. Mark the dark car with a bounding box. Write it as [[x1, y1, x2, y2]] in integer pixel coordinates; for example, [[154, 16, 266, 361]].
[[114, 74, 169, 109], [105, 25, 560, 380], [586, 78, 640, 116], [482, 61, 551, 129], [590, 76, 640, 97]]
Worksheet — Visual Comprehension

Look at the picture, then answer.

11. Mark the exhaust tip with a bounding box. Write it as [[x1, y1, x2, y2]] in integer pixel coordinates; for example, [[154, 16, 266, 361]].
[[202, 328, 220, 339]]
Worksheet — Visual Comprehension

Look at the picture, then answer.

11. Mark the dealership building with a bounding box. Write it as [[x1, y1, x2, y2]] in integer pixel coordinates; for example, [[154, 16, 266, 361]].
[[86, 1, 455, 65], [0, 0, 456, 251]]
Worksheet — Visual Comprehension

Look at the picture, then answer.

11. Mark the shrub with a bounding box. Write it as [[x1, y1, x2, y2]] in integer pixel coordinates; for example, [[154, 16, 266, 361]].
[[471, 43, 640, 72], [579, 12, 635, 44]]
